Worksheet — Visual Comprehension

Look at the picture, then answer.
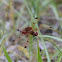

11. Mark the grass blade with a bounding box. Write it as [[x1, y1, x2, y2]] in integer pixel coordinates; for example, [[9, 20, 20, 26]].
[[37, 33, 51, 62], [42, 39, 51, 62], [2, 46, 12, 62], [40, 35, 62, 42], [57, 53, 62, 62], [49, 41, 62, 54], [41, 50, 44, 55], [37, 40, 42, 62]]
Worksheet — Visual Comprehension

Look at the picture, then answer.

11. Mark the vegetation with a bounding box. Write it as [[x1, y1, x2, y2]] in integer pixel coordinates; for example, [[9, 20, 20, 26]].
[[0, 0, 62, 62]]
